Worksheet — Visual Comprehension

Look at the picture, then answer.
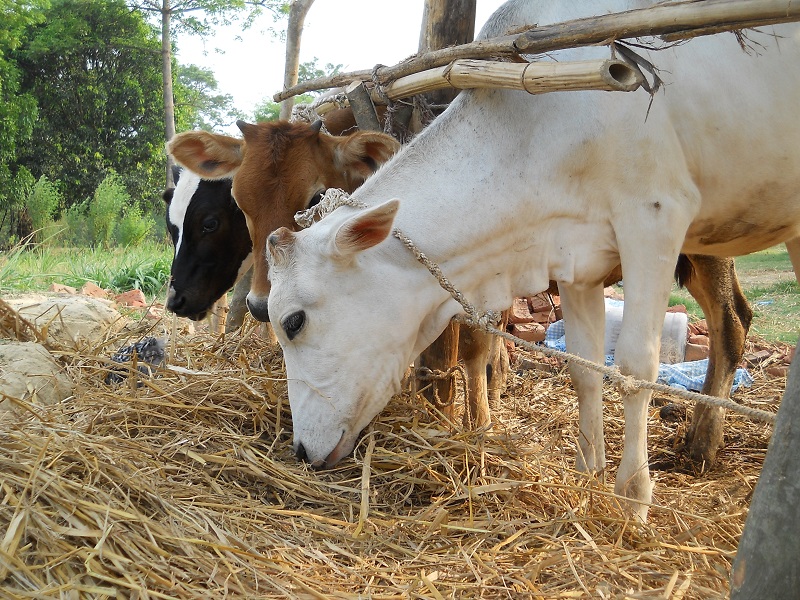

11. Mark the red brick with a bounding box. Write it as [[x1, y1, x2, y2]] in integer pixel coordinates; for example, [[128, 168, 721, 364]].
[[766, 365, 790, 378], [684, 342, 709, 362], [666, 304, 687, 314], [508, 297, 535, 324], [80, 281, 108, 298], [688, 334, 709, 347], [688, 319, 708, 336], [49, 283, 76, 294], [115, 289, 147, 308], [511, 322, 546, 343]]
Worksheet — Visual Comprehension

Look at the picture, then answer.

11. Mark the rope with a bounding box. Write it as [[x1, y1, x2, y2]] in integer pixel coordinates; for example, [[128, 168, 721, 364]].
[[292, 189, 776, 426]]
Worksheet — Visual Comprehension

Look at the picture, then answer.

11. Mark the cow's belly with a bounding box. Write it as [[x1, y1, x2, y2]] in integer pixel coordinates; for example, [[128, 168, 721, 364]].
[[683, 218, 800, 256]]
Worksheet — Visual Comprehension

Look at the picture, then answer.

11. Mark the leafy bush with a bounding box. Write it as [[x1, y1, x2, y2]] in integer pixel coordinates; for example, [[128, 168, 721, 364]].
[[52, 199, 89, 247], [116, 203, 154, 247], [27, 175, 62, 242], [88, 172, 128, 247], [108, 256, 171, 297]]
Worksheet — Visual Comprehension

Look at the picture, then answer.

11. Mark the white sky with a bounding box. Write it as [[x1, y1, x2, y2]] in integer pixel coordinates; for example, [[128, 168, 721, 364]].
[[176, 1, 506, 128]]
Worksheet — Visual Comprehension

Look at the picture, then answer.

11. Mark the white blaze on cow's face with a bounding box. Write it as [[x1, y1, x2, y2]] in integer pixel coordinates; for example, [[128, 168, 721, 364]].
[[167, 169, 202, 257], [267, 200, 419, 467]]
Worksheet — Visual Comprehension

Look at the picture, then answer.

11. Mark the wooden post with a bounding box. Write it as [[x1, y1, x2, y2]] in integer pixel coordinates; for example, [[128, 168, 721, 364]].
[[731, 339, 800, 599], [418, 0, 477, 108], [345, 80, 382, 131]]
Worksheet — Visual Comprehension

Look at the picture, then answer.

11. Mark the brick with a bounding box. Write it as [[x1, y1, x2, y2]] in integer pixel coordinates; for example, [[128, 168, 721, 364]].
[[684, 342, 709, 362], [511, 322, 546, 343], [688, 334, 709, 347], [508, 297, 535, 324], [744, 350, 773, 366], [49, 283, 77, 294], [688, 319, 708, 336], [766, 365, 790, 378], [115, 289, 147, 308], [666, 304, 687, 314], [80, 281, 108, 298]]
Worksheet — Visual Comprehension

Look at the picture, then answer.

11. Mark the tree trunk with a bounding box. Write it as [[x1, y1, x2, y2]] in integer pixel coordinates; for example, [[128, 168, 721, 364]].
[[161, 0, 176, 188], [417, 0, 476, 107], [731, 339, 800, 599], [279, 0, 315, 121]]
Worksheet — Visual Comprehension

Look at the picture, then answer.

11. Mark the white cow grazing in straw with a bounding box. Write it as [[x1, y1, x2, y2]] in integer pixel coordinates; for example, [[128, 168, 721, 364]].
[[266, 0, 800, 521]]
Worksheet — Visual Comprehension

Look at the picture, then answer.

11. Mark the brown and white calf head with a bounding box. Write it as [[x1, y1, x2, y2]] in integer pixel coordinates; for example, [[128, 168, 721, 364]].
[[167, 120, 400, 322]]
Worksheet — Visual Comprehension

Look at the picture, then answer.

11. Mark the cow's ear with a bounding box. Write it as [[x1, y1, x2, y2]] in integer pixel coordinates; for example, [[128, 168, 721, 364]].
[[167, 131, 243, 180], [333, 199, 399, 256], [162, 187, 175, 205], [333, 131, 401, 183], [267, 227, 295, 266]]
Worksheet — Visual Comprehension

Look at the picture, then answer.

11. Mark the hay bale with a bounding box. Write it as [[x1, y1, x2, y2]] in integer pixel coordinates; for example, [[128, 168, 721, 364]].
[[4, 294, 126, 349], [0, 323, 783, 598], [0, 341, 72, 413]]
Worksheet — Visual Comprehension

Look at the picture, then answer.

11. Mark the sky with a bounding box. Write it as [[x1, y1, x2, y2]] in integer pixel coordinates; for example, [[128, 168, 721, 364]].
[[176, 0, 507, 128]]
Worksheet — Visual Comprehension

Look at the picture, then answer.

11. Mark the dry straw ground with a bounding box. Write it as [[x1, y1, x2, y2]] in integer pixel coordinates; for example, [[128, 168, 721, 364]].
[[0, 312, 786, 599]]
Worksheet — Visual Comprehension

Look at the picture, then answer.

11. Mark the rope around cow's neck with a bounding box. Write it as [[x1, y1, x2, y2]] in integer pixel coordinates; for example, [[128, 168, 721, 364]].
[[293, 189, 776, 425]]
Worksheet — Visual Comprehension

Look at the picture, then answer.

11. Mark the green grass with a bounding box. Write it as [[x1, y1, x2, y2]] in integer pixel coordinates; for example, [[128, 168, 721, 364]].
[[668, 244, 799, 344], [0, 244, 173, 298], [1, 242, 797, 344]]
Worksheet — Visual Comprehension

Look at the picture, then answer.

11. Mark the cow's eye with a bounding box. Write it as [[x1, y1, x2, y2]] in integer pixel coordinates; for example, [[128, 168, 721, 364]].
[[202, 218, 219, 233], [308, 189, 326, 209], [282, 310, 306, 340]]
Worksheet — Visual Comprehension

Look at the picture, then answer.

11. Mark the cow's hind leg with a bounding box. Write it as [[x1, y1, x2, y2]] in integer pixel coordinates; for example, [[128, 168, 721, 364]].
[[417, 321, 460, 421], [785, 237, 800, 284], [682, 255, 751, 468], [458, 325, 493, 429], [226, 267, 253, 333], [558, 283, 607, 475], [487, 310, 509, 408]]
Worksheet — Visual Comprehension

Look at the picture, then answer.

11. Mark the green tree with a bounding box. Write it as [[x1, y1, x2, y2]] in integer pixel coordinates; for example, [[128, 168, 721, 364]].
[[252, 59, 340, 122], [14, 0, 166, 211], [130, 0, 290, 186], [174, 63, 242, 131], [0, 0, 46, 229]]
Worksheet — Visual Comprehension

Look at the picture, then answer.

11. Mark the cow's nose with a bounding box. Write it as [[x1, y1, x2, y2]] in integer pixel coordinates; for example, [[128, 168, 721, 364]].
[[246, 296, 270, 322], [167, 291, 186, 312]]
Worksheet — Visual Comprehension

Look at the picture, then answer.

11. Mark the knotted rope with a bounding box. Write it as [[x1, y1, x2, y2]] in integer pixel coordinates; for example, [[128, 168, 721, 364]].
[[294, 189, 776, 425]]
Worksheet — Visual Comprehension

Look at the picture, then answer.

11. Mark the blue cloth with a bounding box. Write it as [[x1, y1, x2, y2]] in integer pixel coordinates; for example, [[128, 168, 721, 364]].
[[542, 318, 753, 393]]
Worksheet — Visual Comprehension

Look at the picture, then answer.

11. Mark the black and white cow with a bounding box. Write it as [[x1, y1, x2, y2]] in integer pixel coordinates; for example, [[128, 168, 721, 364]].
[[163, 168, 253, 329]]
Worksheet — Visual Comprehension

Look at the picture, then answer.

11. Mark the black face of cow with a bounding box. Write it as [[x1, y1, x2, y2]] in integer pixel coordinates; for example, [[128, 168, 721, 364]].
[[164, 170, 252, 320]]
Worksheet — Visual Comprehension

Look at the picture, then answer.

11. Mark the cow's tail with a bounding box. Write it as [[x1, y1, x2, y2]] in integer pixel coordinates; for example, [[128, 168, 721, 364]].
[[674, 254, 693, 288]]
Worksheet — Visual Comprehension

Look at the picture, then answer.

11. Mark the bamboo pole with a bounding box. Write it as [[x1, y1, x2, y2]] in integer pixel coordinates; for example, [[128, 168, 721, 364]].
[[308, 59, 639, 118], [274, 0, 800, 102], [344, 80, 382, 131], [382, 58, 640, 100]]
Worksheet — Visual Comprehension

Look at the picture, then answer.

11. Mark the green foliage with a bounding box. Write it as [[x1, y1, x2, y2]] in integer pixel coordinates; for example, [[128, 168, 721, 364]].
[[253, 94, 314, 122], [298, 57, 343, 84], [53, 200, 89, 247], [107, 255, 171, 296], [26, 175, 62, 241], [252, 59, 344, 122], [13, 0, 165, 210], [0, 244, 173, 297], [89, 173, 129, 248], [174, 63, 243, 131], [116, 203, 155, 247]]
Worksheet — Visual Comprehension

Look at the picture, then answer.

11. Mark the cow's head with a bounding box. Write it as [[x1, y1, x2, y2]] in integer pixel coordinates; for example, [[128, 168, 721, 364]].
[[167, 120, 400, 323], [266, 199, 458, 467], [163, 168, 253, 320]]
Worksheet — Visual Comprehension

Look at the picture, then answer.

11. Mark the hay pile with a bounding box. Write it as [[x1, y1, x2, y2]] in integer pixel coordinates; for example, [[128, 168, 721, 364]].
[[0, 314, 783, 598]]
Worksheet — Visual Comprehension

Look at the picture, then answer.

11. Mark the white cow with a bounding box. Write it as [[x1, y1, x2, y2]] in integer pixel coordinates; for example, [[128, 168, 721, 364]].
[[266, 0, 800, 521]]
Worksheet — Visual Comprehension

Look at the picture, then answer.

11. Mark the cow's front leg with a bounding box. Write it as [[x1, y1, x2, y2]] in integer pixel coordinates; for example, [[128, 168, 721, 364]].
[[558, 283, 607, 474], [613, 241, 683, 521]]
